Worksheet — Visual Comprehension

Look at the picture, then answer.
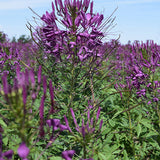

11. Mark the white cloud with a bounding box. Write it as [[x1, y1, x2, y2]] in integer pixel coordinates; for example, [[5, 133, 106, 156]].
[[0, 0, 52, 10]]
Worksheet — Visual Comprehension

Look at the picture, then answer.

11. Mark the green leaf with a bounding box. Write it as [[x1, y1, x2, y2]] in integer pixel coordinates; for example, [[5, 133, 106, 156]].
[[146, 131, 158, 138], [136, 114, 142, 122], [50, 157, 62, 160], [98, 152, 109, 160], [3, 137, 8, 146], [123, 150, 129, 160], [140, 119, 152, 129], [112, 110, 122, 119], [136, 123, 141, 137], [109, 119, 115, 127], [0, 118, 7, 127]]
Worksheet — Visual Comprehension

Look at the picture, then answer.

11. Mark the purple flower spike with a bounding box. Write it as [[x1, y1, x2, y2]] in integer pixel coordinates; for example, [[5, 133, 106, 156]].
[[29, 69, 35, 89], [64, 116, 72, 133], [3, 150, 13, 159], [62, 150, 75, 160], [39, 95, 45, 137], [96, 107, 101, 122], [59, 124, 68, 131], [82, 126, 85, 138], [37, 66, 42, 84], [2, 72, 8, 95], [43, 76, 47, 95], [22, 86, 27, 106], [17, 142, 29, 159], [99, 119, 103, 130], [70, 108, 79, 130]]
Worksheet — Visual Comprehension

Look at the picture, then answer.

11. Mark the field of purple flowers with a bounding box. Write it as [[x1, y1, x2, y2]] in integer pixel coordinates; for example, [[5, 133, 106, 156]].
[[0, 0, 160, 159]]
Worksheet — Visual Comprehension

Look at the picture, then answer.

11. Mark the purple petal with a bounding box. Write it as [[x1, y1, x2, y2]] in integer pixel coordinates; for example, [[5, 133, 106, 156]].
[[90, 1, 93, 15], [62, 150, 75, 160], [46, 119, 60, 131], [86, 13, 91, 21]]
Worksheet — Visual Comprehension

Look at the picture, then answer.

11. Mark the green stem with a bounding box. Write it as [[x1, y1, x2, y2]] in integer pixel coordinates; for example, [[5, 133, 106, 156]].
[[89, 71, 95, 107], [83, 143, 87, 159]]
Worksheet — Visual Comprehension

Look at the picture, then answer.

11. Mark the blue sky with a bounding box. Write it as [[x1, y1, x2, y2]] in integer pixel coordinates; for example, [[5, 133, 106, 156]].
[[0, 0, 160, 44]]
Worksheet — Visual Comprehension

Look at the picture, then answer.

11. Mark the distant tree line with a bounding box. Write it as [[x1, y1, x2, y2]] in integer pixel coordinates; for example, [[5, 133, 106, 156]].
[[0, 31, 32, 44]]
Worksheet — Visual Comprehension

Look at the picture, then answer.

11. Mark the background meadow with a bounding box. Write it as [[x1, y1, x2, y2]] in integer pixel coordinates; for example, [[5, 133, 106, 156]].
[[0, 0, 160, 159]]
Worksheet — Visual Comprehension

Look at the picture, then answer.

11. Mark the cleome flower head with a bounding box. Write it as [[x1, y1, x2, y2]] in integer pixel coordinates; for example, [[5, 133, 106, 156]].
[[35, 0, 113, 62]]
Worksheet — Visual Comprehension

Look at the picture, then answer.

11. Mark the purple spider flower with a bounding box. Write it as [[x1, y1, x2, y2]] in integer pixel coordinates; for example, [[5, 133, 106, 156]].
[[36, 0, 111, 63]]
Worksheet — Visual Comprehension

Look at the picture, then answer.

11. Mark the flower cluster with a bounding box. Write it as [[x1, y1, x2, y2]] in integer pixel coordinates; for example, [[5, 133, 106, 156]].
[[64, 107, 103, 141], [37, 0, 108, 62]]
